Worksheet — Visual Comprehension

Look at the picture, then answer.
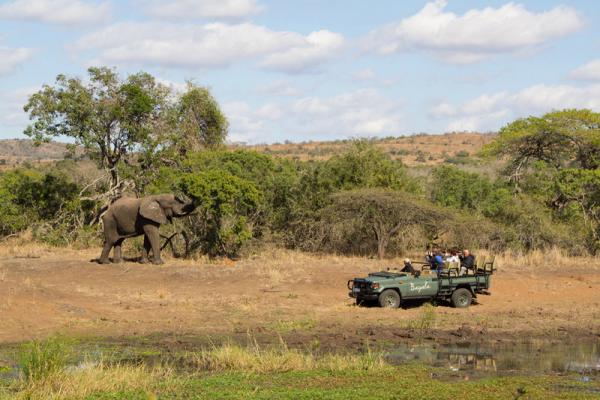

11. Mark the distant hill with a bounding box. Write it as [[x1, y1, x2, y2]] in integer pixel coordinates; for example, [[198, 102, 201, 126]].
[[0, 139, 74, 167], [240, 132, 495, 166], [0, 132, 496, 169]]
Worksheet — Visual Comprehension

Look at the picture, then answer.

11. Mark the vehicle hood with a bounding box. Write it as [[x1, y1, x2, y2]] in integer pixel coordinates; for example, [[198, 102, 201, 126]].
[[364, 271, 408, 282]]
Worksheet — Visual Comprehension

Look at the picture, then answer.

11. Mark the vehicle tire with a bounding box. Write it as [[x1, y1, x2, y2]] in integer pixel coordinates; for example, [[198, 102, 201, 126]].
[[451, 288, 472, 308], [378, 289, 401, 308]]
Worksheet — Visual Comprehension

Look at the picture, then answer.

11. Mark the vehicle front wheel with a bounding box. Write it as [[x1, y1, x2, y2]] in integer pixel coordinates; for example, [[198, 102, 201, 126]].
[[378, 289, 401, 308], [451, 288, 472, 308]]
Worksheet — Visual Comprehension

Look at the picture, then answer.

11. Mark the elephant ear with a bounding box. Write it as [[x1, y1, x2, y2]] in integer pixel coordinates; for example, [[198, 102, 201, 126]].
[[139, 199, 167, 224]]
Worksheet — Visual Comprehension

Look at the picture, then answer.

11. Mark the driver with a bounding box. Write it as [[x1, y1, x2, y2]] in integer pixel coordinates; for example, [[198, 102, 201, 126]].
[[401, 258, 415, 274]]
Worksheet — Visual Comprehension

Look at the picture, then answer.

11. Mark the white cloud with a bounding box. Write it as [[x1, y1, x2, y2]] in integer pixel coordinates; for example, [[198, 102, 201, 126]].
[[225, 89, 405, 143], [0, 46, 34, 76], [255, 103, 283, 120], [0, 87, 37, 128], [0, 0, 110, 25], [364, 0, 583, 63], [570, 59, 600, 81], [223, 101, 265, 142], [258, 80, 301, 97], [139, 0, 263, 20], [429, 84, 600, 131], [155, 78, 188, 95], [72, 22, 344, 73], [350, 68, 398, 87], [291, 89, 404, 136], [353, 68, 376, 81], [260, 30, 345, 73]]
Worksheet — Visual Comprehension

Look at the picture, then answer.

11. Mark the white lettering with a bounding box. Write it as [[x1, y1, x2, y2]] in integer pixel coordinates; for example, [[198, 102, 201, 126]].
[[409, 281, 431, 293]]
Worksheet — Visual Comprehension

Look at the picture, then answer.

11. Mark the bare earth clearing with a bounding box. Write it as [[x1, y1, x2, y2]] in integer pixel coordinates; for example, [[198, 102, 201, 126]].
[[1, 244, 599, 350]]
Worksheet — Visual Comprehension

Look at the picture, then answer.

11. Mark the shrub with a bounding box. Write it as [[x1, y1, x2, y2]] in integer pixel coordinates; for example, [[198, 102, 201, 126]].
[[0, 169, 80, 238], [179, 170, 262, 257]]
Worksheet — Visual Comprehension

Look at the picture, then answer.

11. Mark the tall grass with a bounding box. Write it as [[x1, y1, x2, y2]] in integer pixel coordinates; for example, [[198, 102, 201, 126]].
[[1, 337, 388, 399], [18, 336, 71, 382], [5, 362, 166, 400], [481, 247, 598, 272], [191, 339, 387, 373]]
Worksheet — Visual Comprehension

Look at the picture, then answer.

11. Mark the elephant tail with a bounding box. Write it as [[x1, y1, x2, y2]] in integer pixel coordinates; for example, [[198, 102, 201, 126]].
[[89, 204, 110, 226]]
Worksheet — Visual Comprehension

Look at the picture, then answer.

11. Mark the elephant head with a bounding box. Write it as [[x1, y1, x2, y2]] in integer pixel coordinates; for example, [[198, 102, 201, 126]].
[[140, 194, 196, 224]]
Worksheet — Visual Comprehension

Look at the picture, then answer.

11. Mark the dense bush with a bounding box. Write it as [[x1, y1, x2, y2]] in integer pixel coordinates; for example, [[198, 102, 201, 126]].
[[13, 65, 593, 257], [179, 170, 262, 257], [0, 169, 80, 238]]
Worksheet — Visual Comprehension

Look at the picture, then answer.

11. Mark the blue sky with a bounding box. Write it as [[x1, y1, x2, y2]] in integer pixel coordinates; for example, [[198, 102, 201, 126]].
[[1, 0, 599, 144]]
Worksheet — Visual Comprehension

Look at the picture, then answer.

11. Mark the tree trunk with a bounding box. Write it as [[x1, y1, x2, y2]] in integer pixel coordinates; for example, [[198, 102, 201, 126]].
[[377, 235, 389, 259], [109, 166, 119, 192]]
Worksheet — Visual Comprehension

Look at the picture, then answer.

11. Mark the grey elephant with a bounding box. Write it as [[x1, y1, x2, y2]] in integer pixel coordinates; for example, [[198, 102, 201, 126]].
[[98, 194, 196, 265]]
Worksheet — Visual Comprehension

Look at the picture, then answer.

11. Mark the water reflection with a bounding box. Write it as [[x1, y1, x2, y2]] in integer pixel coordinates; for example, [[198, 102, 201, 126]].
[[387, 340, 600, 376]]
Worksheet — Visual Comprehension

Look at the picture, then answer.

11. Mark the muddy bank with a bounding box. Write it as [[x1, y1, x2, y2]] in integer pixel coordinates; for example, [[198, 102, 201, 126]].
[[1, 248, 600, 347]]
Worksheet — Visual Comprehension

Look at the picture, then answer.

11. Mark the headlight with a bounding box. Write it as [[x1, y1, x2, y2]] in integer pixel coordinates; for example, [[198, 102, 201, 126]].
[[371, 282, 380, 290]]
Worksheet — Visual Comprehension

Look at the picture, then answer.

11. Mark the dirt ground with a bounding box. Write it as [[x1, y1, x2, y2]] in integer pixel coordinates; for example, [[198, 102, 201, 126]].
[[1, 244, 599, 350]]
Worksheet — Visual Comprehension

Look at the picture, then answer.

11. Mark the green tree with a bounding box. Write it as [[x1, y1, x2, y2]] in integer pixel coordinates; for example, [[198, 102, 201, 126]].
[[179, 170, 261, 257], [430, 165, 494, 211], [0, 169, 80, 238], [483, 109, 600, 186], [553, 168, 600, 247], [176, 84, 228, 153], [323, 189, 444, 259], [24, 67, 169, 195]]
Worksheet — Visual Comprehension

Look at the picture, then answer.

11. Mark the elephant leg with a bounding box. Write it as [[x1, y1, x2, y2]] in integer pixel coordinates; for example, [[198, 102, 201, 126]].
[[112, 238, 125, 263], [99, 239, 114, 264], [143, 224, 164, 265], [140, 235, 151, 264]]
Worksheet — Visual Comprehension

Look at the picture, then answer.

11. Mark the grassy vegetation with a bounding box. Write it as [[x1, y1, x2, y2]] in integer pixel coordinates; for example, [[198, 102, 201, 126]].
[[1, 337, 598, 399], [18, 336, 71, 382]]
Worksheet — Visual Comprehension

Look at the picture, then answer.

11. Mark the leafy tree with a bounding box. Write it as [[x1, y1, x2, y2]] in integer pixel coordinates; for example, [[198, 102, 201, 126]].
[[24, 67, 169, 195], [483, 109, 600, 186], [293, 140, 419, 212], [0, 169, 80, 238], [325, 139, 418, 192], [175, 84, 228, 153], [430, 165, 494, 211], [553, 168, 600, 248], [323, 189, 445, 259], [179, 170, 261, 257], [124, 84, 229, 194]]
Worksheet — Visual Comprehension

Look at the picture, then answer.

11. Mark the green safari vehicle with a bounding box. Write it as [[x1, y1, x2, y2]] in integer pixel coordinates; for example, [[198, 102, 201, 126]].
[[348, 257, 495, 308]]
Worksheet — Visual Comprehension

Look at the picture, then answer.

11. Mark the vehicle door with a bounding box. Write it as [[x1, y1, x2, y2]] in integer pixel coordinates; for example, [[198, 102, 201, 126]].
[[400, 274, 439, 299]]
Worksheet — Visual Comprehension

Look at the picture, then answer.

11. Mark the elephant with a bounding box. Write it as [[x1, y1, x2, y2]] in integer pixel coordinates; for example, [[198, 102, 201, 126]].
[[98, 194, 196, 265]]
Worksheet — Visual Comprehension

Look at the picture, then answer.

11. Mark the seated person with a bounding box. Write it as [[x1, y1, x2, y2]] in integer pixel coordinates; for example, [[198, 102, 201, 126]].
[[446, 250, 460, 264], [459, 249, 475, 275], [401, 258, 415, 274], [430, 251, 444, 274]]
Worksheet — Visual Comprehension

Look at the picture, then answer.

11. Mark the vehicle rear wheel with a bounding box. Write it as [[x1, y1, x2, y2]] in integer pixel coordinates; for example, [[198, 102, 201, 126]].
[[451, 288, 472, 308], [378, 289, 401, 308]]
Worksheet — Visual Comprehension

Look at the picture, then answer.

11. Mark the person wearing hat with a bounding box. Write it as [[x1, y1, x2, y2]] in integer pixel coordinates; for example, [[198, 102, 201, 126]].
[[401, 258, 415, 274]]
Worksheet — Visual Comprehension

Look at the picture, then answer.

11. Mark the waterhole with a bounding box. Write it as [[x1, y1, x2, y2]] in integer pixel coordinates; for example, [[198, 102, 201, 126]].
[[387, 339, 600, 378]]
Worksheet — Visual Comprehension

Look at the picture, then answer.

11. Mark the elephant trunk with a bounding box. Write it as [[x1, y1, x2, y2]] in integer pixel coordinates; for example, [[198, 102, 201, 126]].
[[182, 198, 197, 215]]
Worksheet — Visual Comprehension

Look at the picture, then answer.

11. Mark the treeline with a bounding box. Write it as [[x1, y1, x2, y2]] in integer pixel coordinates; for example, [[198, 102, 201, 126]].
[[0, 135, 594, 258], [0, 67, 598, 258]]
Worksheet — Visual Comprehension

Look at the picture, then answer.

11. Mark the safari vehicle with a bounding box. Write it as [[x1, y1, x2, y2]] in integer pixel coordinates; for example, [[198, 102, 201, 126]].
[[348, 257, 495, 308]]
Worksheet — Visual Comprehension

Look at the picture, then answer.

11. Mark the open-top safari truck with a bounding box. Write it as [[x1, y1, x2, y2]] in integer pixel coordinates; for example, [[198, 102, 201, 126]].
[[348, 256, 495, 308]]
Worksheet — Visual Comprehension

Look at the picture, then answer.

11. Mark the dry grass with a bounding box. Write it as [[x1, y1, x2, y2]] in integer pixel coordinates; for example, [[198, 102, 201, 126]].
[[242, 132, 494, 166], [0, 233, 54, 258], [0, 337, 388, 399], [480, 248, 599, 272], [191, 340, 387, 374], [2, 362, 168, 400]]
